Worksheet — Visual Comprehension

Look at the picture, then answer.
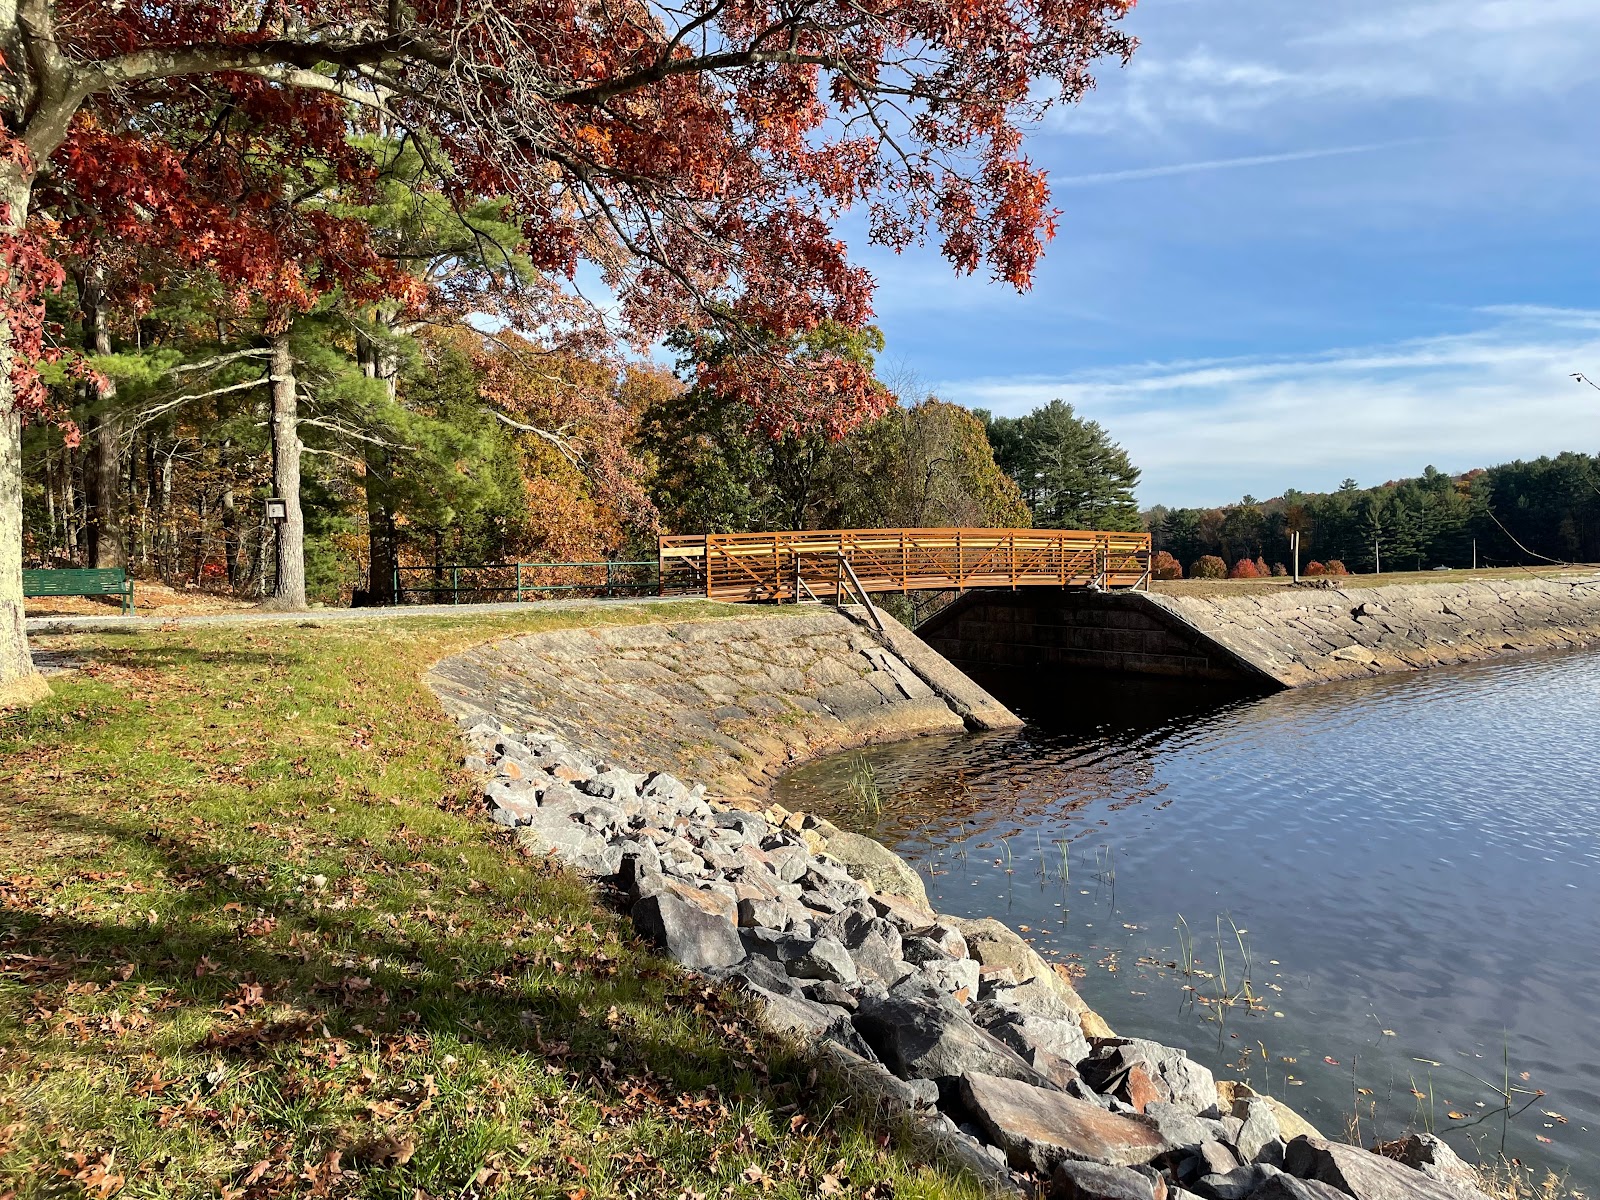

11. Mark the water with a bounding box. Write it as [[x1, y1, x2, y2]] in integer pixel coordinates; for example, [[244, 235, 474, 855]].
[[776, 651, 1600, 1190]]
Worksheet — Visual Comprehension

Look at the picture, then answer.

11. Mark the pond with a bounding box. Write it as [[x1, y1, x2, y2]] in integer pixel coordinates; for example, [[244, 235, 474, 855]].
[[775, 650, 1600, 1192]]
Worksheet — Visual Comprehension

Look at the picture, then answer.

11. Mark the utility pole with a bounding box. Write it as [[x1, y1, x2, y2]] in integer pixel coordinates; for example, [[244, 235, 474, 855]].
[[1374, 533, 1381, 576], [1472, 538, 1477, 570], [1291, 530, 1300, 582]]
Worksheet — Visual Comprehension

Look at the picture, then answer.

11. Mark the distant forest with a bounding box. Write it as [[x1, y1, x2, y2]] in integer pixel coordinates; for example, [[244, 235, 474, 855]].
[[1146, 453, 1600, 576]]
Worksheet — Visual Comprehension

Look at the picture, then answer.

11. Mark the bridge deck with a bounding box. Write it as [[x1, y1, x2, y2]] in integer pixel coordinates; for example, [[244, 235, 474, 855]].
[[659, 528, 1151, 602]]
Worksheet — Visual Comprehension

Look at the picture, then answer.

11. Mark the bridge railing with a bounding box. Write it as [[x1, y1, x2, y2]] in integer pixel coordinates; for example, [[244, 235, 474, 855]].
[[659, 527, 1151, 602]]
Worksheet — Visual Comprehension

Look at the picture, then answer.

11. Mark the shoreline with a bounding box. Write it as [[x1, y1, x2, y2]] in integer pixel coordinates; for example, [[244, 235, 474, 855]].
[[426, 608, 1517, 1199]]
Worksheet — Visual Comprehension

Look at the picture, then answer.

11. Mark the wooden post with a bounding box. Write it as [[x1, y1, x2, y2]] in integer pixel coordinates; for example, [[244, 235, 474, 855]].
[[516, 561, 524, 602], [452, 566, 460, 605]]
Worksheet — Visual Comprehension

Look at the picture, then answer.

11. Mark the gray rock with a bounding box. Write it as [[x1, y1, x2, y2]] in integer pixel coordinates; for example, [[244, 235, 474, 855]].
[[1234, 1099, 1282, 1164], [766, 845, 809, 884], [902, 935, 952, 965], [821, 830, 930, 906], [1196, 1165, 1282, 1200], [802, 980, 858, 1009], [516, 813, 619, 875], [1376, 1135, 1477, 1189], [538, 781, 588, 809], [578, 768, 641, 800], [630, 886, 744, 969], [841, 914, 909, 986], [787, 935, 857, 985], [974, 1003, 1092, 1068], [1142, 1101, 1224, 1151], [1283, 1137, 1491, 1200], [741, 928, 816, 965], [1198, 1140, 1243, 1176], [615, 838, 661, 891], [713, 809, 769, 840], [737, 897, 796, 930], [719, 954, 802, 997], [917, 955, 980, 998], [959, 1071, 1168, 1173], [850, 993, 1051, 1094], [640, 771, 690, 806], [1245, 1176, 1351, 1200], [1050, 1159, 1161, 1200]]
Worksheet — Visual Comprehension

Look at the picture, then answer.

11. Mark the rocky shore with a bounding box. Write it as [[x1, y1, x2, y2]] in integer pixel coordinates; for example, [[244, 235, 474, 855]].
[[453, 708, 1496, 1200]]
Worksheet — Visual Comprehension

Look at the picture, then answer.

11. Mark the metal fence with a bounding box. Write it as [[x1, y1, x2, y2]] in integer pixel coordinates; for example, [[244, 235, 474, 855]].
[[393, 561, 660, 605]]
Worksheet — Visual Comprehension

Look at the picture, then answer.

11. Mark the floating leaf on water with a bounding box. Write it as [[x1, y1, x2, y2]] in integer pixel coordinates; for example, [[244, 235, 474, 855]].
[[1447, 1112, 1468, 1120], [1413, 1058, 1443, 1067], [1273, 1011, 1285, 1018], [1410, 1090, 1427, 1100], [1537, 1136, 1554, 1145], [1381, 1030, 1396, 1037], [1543, 1111, 1568, 1124], [1324, 1057, 1341, 1066], [1358, 1088, 1374, 1096]]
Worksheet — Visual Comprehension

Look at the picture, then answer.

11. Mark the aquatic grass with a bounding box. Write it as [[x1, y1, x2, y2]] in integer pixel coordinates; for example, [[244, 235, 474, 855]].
[[845, 753, 883, 817]]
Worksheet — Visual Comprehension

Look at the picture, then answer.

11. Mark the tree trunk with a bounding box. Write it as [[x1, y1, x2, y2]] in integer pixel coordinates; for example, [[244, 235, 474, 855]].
[[78, 265, 126, 570], [220, 439, 240, 589], [0, 160, 46, 705], [262, 331, 307, 610], [62, 441, 79, 561], [357, 324, 400, 606]]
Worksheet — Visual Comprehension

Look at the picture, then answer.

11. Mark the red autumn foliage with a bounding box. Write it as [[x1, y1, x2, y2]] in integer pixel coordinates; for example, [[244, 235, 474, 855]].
[[0, 0, 1138, 424], [1305, 561, 1326, 576], [1228, 558, 1259, 579], [1151, 550, 1183, 580]]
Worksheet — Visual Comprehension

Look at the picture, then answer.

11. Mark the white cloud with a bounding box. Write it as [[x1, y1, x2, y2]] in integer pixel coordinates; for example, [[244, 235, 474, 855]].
[[941, 310, 1600, 506], [1056, 0, 1600, 137], [1053, 142, 1402, 188]]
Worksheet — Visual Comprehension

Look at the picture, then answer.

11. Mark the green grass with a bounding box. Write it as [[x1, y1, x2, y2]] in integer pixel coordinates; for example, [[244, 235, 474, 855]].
[[0, 606, 981, 1200]]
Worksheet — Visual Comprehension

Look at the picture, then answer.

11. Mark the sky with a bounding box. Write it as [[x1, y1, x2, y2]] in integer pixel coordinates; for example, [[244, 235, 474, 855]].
[[853, 0, 1600, 508]]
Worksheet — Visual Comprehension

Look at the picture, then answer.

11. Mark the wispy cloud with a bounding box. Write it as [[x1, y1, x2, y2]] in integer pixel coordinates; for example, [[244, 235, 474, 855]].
[[1057, 0, 1600, 137], [940, 310, 1600, 506], [1053, 142, 1403, 188]]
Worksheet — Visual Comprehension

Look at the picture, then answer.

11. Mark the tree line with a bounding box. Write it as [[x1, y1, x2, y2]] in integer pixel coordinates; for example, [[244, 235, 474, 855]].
[[1147, 455, 1600, 578]]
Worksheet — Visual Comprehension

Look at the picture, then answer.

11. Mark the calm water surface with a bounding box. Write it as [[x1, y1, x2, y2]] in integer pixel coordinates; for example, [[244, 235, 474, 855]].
[[776, 651, 1600, 1190]]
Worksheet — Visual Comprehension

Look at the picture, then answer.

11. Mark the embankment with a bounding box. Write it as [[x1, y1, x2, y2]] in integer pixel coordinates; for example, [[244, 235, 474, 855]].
[[919, 576, 1600, 688], [425, 605, 1018, 798]]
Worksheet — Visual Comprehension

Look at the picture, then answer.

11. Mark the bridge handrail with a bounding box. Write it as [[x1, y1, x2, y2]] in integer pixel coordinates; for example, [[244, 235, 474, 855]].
[[658, 526, 1151, 601]]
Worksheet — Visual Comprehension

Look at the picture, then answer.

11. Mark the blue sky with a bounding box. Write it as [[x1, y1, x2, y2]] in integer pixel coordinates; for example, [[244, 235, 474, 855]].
[[856, 0, 1600, 508]]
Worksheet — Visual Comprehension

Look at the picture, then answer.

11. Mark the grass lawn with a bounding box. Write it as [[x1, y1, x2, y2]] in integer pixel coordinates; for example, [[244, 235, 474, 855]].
[[0, 605, 981, 1200]]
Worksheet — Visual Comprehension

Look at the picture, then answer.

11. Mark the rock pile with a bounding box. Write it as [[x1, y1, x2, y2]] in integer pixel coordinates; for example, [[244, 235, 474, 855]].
[[461, 712, 1494, 1200]]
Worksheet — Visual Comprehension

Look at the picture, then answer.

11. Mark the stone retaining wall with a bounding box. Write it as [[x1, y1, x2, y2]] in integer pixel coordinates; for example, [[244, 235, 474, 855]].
[[425, 606, 1019, 799], [919, 577, 1600, 689], [1145, 576, 1600, 688]]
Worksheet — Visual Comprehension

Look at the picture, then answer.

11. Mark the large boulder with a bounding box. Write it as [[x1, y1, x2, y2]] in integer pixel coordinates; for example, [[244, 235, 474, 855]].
[[1282, 1137, 1491, 1200], [975, 1003, 1092, 1068], [630, 881, 745, 969], [851, 994, 1049, 1089], [818, 831, 929, 907], [1051, 1159, 1165, 1200], [959, 1071, 1168, 1173], [1371, 1136, 1477, 1190], [955, 917, 1088, 1015], [1246, 1177, 1351, 1200]]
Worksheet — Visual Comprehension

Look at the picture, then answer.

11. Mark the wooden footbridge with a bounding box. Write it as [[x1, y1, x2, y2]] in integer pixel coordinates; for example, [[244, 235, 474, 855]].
[[658, 527, 1152, 603]]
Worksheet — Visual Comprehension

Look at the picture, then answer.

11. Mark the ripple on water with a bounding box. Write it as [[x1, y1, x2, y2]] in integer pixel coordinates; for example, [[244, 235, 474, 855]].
[[776, 649, 1600, 1191]]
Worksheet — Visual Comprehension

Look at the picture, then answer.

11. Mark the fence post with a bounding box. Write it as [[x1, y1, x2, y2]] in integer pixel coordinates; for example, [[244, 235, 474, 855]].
[[956, 530, 963, 591], [606, 560, 614, 598], [516, 562, 523, 603], [452, 566, 460, 605], [393, 564, 401, 605]]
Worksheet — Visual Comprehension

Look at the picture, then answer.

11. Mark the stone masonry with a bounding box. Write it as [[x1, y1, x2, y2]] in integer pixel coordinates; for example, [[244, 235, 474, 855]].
[[426, 607, 1019, 799]]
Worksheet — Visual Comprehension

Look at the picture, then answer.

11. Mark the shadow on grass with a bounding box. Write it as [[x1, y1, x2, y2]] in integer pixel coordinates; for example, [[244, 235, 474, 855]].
[[1, 799, 971, 1196]]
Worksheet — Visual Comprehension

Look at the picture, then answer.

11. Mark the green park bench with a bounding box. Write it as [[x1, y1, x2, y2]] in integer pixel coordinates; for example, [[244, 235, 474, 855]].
[[23, 567, 135, 615]]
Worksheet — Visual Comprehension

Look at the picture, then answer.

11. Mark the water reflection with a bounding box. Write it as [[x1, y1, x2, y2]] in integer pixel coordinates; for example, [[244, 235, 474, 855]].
[[777, 654, 1600, 1191]]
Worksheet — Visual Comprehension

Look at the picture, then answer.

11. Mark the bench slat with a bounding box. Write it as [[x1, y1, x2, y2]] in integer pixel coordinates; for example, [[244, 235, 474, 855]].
[[23, 568, 134, 614]]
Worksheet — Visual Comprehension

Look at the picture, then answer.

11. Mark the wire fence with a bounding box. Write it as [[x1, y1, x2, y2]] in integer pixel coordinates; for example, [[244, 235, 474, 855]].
[[393, 561, 660, 605]]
